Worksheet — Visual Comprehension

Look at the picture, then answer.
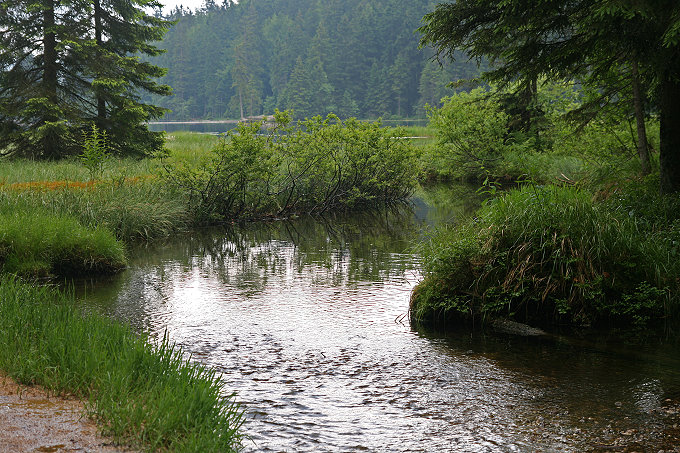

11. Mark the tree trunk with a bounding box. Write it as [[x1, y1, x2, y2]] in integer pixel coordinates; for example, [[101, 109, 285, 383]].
[[519, 76, 537, 133], [42, 0, 59, 157], [631, 60, 650, 176], [238, 88, 244, 120], [659, 77, 680, 194], [94, 0, 106, 126]]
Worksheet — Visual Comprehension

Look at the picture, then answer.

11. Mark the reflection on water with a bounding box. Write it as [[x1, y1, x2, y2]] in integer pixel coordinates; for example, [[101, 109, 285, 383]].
[[75, 185, 680, 452]]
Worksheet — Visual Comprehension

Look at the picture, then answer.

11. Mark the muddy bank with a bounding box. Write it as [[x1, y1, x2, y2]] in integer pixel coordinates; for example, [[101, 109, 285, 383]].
[[0, 372, 130, 453]]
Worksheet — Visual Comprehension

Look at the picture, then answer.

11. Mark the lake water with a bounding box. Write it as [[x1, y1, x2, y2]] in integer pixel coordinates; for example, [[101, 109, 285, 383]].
[[76, 184, 680, 452], [147, 119, 430, 135]]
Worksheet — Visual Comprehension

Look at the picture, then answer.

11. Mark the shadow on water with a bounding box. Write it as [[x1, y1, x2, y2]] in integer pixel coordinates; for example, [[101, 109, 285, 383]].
[[72, 183, 680, 452]]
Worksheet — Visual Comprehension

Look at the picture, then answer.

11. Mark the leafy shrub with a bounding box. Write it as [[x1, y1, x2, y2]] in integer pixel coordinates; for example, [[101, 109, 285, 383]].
[[423, 87, 517, 181], [165, 111, 419, 221], [420, 82, 655, 185]]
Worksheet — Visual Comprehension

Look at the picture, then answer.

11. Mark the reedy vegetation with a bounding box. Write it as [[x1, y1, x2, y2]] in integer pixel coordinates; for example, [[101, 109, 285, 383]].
[[411, 180, 680, 332]]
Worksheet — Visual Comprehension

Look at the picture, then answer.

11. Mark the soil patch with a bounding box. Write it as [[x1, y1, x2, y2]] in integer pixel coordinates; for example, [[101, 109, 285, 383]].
[[0, 372, 132, 453]]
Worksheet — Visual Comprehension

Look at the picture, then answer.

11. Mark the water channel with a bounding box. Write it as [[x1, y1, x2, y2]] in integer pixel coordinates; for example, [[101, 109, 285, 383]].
[[76, 184, 680, 452]]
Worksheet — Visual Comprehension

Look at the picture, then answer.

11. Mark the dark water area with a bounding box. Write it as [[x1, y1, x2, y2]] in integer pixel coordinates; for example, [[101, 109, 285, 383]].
[[75, 185, 680, 452]]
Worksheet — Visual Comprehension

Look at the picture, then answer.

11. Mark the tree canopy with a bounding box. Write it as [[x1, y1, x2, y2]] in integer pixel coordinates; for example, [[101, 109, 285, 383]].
[[147, 0, 483, 121], [0, 0, 172, 158], [419, 0, 680, 193]]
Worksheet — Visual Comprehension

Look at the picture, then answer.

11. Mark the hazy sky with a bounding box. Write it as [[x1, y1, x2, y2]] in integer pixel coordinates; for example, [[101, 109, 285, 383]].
[[159, 0, 219, 13]]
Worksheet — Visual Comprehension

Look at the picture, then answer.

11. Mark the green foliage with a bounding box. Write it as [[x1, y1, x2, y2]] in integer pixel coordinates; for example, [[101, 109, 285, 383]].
[[165, 111, 419, 221], [79, 125, 110, 180], [0, 0, 171, 158], [0, 276, 244, 451], [424, 87, 514, 180], [421, 81, 657, 185], [410, 184, 679, 330], [0, 210, 126, 277], [153, 0, 483, 120], [418, 0, 680, 193]]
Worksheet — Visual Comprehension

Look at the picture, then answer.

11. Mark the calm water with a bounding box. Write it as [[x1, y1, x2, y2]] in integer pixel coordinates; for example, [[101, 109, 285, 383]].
[[76, 185, 680, 452], [147, 119, 429, 134]]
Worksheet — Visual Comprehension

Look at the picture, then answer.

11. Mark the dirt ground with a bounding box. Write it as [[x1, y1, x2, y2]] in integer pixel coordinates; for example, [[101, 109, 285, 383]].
[[0, 372, 131, 453]]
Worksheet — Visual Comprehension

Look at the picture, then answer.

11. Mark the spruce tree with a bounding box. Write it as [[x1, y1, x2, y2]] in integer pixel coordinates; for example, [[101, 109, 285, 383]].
[[0, 0, 171, 158], [81, 0, 172, 156]]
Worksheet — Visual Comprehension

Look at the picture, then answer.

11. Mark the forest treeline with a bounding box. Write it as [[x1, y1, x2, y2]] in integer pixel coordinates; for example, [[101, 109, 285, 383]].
[[150, 0, 481, 120]]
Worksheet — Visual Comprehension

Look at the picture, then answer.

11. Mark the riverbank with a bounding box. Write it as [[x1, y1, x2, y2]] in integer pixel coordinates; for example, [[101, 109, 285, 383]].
[[410, 178, 680, 335], [0, 276, 244, 452]]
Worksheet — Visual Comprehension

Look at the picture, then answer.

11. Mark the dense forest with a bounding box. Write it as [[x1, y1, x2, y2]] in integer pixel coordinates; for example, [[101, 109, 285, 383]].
[[150, 0, 482, 120]]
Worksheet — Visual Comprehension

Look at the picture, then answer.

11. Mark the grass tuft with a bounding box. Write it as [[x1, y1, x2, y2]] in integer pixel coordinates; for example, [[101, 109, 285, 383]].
[[411, 184, 680, 331], [0, 210, 126, 277]]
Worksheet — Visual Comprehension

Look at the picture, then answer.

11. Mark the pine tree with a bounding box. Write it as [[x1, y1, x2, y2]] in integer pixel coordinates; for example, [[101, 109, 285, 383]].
[[0, 0, 84, 157], [81, 0, 173, 156], [283, 56, 313, 119]]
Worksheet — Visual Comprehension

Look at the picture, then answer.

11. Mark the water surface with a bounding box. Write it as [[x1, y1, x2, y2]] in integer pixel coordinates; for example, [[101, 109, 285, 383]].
[[77, 185, 680, 452]]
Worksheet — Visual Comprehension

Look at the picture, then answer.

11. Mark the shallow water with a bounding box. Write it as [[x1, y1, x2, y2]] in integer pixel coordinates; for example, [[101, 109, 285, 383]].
[[76, 185, 680, 452]]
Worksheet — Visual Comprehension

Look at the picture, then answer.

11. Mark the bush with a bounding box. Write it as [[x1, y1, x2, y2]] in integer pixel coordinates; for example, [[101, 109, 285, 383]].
[[410, 184, 679, 330], [165, 111, 419, 221], [423, 87, 518, 181], [420, 81, 657, 186]]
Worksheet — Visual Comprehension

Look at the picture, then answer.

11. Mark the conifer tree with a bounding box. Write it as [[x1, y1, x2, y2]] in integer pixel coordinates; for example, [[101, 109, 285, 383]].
[[0, 0, 171, 157]]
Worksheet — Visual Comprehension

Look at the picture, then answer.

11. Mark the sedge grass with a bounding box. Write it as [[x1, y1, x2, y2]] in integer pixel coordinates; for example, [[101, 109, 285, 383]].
[[0, 275, 244, 452], [0, 177, 189, 242], [164, 132, 221, 167], [411, 184, 679, 330], [0, 210, 126, 277]]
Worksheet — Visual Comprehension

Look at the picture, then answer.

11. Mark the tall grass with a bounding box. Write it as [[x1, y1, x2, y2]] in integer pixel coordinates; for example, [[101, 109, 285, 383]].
[[411, 184, 679, 330], [0, 210, 126, 277], [0, 276, 244, 451], [0, 177, 188, 242], [164, 132, 221, 167]]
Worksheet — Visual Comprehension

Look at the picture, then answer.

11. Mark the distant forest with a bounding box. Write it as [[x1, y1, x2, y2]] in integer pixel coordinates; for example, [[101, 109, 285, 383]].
[[148, 0, 483, 120]]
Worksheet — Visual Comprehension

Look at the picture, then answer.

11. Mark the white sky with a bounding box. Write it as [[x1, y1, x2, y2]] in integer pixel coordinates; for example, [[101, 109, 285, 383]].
[[158, 0, 219, 13]]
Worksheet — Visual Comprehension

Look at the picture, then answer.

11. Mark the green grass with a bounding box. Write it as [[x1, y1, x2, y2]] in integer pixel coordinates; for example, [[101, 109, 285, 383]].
[[0, 132, 221, 243], [0, 210, 126, 277], [0, 132, 218, 185], [410, 183, 679, 331], [0, 275, 244, 452], [164, 132, 221, 166], [0, 179, 189, 242]]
